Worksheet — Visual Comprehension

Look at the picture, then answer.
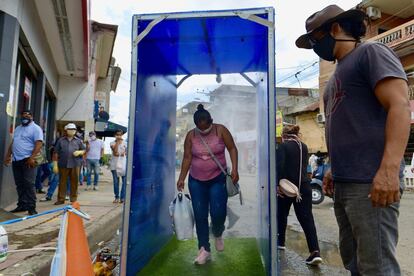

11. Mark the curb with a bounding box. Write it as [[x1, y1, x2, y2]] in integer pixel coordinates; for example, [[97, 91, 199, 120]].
[[0, 205, 122, 275]]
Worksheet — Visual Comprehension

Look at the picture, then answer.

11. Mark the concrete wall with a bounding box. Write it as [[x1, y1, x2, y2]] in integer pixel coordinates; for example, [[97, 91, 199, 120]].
[[0, 0, 59, 94], [55, 76, 94, 125], [296, 111, 327, 153], [96, 77, 111, 111]]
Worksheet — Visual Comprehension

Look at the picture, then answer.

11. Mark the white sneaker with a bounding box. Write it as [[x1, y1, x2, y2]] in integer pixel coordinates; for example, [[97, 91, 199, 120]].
[[215, 237, 224, 252], [84, 186, 91, 191], [93, 186, 99, 191], [39, 197, 51, 202], [194, 247, 211, 265], [65, 196, 69, 200]]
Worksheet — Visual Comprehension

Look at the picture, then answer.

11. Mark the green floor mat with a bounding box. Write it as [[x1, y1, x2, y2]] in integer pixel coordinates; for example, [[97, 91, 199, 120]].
[[138, 237, 265, 276]]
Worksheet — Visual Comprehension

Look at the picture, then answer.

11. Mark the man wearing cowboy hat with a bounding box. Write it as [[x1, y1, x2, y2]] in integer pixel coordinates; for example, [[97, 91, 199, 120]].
[[297, 4, 410, 275]]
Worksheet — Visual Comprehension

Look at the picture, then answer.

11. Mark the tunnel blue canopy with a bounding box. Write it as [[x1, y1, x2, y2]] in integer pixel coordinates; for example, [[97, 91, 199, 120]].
[[136, 10, 269, 75]]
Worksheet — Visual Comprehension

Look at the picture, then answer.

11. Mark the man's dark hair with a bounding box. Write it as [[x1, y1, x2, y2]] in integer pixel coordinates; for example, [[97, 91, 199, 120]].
[[21, 110, 32, 115], [193, 104, 212, 125], [322, 18, 367, 41]]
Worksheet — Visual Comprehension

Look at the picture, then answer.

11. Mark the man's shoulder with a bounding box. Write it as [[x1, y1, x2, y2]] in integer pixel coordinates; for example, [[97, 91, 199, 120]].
[[356, 41, 396, 57], [31, 122, 42, 129], [14, 125, 22, 132], [73, 137, 83, 143], [55, 137, 64, 146]]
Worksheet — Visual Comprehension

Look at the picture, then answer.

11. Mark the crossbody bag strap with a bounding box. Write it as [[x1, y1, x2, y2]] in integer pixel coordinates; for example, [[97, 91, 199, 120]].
[[197, 130, 227, 175], [284, 137, 303, 202]]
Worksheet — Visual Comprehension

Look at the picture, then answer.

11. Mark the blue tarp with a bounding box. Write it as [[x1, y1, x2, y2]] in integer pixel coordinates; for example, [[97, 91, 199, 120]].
[[137, 13, 268, 75]]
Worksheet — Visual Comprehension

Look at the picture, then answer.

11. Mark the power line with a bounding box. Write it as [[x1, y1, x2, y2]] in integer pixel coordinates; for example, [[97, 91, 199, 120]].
[[276, 59, 318, 70], [277, 61, 318, 85], [284, 67, 320, 87]]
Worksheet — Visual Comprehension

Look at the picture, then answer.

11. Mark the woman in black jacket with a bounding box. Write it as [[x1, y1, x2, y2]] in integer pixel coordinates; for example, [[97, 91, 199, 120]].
[[276, 124, 322, 266]]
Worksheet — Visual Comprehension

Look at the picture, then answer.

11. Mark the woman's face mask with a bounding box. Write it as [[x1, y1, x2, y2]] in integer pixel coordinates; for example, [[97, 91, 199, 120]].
[[66, 130, 76, 137], [90, 135, 96, 140], [115, 135, 123, 140], [196, 124, 213, 135]]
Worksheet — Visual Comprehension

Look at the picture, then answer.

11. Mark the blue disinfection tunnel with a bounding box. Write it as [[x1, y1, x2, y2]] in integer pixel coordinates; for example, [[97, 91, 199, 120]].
[[120, 8, 277, 276]]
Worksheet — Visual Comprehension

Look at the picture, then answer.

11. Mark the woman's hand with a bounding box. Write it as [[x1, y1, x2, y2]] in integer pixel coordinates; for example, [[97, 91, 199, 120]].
[[277, 186, 285, 198], [177, 178, 185, 191], [231, 170, 239, 184]]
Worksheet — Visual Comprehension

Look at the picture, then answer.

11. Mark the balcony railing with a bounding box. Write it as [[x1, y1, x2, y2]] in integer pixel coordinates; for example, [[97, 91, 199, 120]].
[[370, 18, 414, 49]]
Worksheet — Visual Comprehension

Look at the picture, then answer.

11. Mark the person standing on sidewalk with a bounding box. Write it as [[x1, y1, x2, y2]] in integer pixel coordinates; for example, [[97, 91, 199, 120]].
[[296, 5, 410, 275], [34, 140, 50, 194], [110, 130, 127, 203], [85, 131, 104, 191], [4, 110, 42, 215], [277, 125, 322, 266], [40, 146, 60, 202], [53, 123, 85, 205]]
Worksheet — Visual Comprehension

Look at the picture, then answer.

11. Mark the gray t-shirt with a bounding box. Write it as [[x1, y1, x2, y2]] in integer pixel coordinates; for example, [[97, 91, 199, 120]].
[[324, 42, 407, 183]]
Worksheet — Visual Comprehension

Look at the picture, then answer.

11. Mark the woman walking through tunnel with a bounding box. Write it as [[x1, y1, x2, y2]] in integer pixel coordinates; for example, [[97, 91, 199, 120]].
[[277, 125, 322, 266], [177, 104, 239, 265]]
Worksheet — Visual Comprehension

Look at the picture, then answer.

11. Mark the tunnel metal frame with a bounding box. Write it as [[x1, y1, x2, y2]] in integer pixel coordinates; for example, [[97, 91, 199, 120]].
[[120, 8, 277, 275]]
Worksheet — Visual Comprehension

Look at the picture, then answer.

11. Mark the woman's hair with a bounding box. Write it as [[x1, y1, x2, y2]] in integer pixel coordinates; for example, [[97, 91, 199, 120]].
[[115, 129, 124, 136], [193, 104, 212, 125], [282, 124, 300, 136]]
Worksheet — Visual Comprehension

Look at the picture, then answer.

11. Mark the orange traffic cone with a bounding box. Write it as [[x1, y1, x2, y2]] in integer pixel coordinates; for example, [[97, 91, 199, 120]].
[[66, 202, 94, 276]]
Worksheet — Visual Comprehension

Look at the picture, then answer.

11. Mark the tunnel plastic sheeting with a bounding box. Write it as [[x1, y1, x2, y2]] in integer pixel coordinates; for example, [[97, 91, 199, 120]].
[[122, 8, 275, 276], [136, 11, 268, 75]]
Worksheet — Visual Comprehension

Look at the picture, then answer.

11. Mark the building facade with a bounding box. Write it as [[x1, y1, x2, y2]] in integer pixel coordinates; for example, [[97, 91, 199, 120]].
[[0, 0, 120, 208]]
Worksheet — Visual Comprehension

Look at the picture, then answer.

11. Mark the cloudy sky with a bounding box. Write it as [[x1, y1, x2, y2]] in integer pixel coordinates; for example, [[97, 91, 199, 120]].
[[91, 0, 360, 127]]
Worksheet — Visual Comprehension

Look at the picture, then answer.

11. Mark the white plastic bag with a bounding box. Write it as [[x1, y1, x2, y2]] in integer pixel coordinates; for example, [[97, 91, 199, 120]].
[[116, 156, 126, 177], [0, 226, 8, 263], [170, 193, 194, 241]]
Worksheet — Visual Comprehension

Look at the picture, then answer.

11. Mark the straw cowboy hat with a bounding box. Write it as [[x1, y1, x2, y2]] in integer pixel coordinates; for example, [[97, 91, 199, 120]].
[[296, 5, 366, 49]]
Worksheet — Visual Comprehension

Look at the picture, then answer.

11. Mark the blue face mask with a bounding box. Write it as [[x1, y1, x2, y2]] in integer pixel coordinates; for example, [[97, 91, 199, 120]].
[[21, 118, 31, 126]]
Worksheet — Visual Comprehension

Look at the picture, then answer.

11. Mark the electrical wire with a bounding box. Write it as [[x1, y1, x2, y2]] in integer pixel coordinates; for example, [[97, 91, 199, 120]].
[[276, 61, 318, 85], [285, 68, 320, 87], [57, 85, 89, 121], [280, 66, 319, 87], [276, 59, 318, 70]]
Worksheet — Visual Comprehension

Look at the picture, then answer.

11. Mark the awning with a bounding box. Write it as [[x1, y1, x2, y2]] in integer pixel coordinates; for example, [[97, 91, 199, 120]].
[[95, 119, 127, 137]]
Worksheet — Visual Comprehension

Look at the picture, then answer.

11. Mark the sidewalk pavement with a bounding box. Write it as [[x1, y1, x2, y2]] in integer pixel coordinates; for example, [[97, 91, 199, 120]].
[[0, 167, 122, 275]]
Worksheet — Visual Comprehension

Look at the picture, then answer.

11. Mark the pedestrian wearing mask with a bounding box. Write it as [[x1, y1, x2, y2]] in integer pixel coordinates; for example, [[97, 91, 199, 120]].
[[85, 131, 104, 191], [4, 110, 43, 215], [177, 104, 239, 265], [110, 130, 127, 203], [53, 123, 85, 205], [297, 5, 410, 275]]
